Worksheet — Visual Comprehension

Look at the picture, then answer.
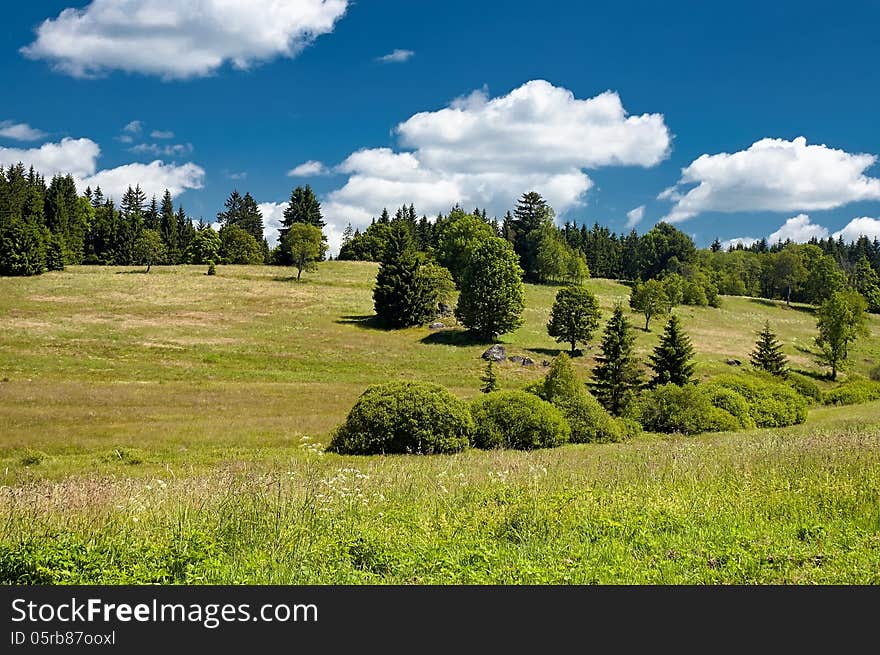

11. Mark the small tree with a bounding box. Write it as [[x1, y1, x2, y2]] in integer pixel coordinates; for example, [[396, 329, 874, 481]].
[[547, 285, 601, 356], [133, 229, 165, 273], [481, 361, 499, 393], [630, 279, 667, 331], [750, 321, 788, 376], [590, 304, 643, 415], [455, 237, 525, 340], [649, 314, 696, 386], [815, 289, 869, 380], [283, 223, 326, 280], [187, 227, 221, 264], [219, 224, 263, 264], [661, 273, 685, 312]]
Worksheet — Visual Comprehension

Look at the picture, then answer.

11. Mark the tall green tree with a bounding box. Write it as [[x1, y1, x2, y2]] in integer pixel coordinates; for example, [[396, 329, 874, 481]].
[[590, 304, 643, 415], [279, 185, 324, 265], [435, 212, 495, 284], [815, 289, 869, 380], [217, 190, 265, 245], [186, 226, 221, 264], [455, 237, 525, 340], [511, 191, 553, 280], [750, 321, 788, 376], [630, 279, 667, 331], [546, 285, 601, 356], [852, 255, 880, 313], [373, 221, 435, 327], [649, 314, 696, 386], [159, 189, 178, 263], [770, 245, 807, 305], [219, 224, 263, 264]]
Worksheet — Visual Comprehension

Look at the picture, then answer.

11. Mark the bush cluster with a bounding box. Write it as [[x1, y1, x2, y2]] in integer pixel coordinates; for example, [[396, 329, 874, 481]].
[[823, 378, 880, 406], [636, 383, 742, 435], [328, 381, 473, 455], [784, 372, 823, 404], [470, 391, 570, 450], [707, 372, 808, 427]]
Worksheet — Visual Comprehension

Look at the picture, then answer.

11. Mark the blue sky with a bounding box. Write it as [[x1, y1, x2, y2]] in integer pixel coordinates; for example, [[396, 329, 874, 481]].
[[2, 0, 880, 253]]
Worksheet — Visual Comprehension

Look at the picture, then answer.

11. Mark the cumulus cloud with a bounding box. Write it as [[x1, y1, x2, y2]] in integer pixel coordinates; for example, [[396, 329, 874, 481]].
[[150, 130, 174, 139], [0, 137, 101, 178], [625, 205, 645, 228], [22, 0, 350, 79], [660, 137, 880, 223], [0, 121, 48, 141], [123, 120, 143, 134], [81, 161, 205, 199], [0, 135, 203, 200], [319, 80, 671, 249], [768, 214, 829, 244], [287, 160, 328, 177], [376, 49, 414, 64], [832, 217, 880, 242], [719, 237, 759, 250]]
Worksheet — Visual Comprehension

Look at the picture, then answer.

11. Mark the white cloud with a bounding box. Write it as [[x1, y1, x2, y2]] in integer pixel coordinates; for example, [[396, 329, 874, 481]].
[[625, 205, 645, 228], [287, 160, 328, 177], [720, 237, 759, 250], [660, 137, 880, 223], [150, 130, 174, 139], [767, 214, 829, 244], [81, 161, 205, 200], [117, 134, 134, 144], [0, 121, 48, 141], [376, 49, 414, 64], [832, 217, 880, 242], [0, 137, 100, 178], [131, 142, 194, 157], [319, 80, 670, 252], [227, 171, 247, 180], [123, 120, 143, 134], [22, 0, 350, 79]]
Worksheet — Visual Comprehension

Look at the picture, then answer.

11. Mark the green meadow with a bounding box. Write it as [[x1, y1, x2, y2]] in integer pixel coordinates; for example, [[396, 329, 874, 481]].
[[1, 263, 879, 583]]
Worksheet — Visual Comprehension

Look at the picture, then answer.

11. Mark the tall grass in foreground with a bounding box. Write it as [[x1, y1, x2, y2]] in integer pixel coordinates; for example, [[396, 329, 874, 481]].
[[3, 422, 879, 584]]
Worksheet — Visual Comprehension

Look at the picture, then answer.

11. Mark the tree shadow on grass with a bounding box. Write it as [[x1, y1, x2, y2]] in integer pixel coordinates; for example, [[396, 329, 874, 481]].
[[747, 297, 816, 315], [790, 366, 831, 381], [420, 329, 494, 347], [525, 346, 565, 358], [335, 314, 386, 330], [273, 275, 300, 283], [114, 270, 149, 275]]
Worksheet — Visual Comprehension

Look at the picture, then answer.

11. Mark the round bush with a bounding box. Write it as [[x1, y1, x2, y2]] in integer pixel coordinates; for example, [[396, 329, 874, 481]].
[[328, 381, 473, 455], [470, 391, 570, 450], [709, 372, 807, 427], [823, 378, 880, 406], [869, 365, 880, 382], [785, 372, 823, 404], [701, 384, 756, 429], [637, 384, 741, 435]]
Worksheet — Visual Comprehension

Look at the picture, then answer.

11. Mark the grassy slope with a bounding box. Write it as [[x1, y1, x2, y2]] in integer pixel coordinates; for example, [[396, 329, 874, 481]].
[[0, 263, 878, 583]]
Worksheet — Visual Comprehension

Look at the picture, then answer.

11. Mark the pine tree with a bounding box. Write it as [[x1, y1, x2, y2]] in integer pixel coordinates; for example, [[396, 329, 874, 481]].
[[649, 314, 696, 386], [749, 321, 788, 375], [480, 361, 499, 393], [511, 191, 553, 279], [159, 189, 177, 263], [373, 221, 434, 327], [590, 304, 643, 415]]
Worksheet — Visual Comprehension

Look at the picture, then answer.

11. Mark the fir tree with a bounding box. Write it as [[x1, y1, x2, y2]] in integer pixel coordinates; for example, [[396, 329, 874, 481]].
[[749, 321, 788, 376], [590, 304, 643, 415], [480, 361, 499, 393], [373, 220, 434, 327], [159, 189, 177, 263], [649, 314, 696, 386]]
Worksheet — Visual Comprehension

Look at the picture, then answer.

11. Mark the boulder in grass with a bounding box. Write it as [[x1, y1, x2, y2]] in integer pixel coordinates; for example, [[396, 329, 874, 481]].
[[482, 344, 506, 361], [429, 322, 445, 329]]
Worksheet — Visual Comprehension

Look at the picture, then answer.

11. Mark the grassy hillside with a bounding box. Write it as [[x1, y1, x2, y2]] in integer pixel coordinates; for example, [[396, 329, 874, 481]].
[[1, 263, 878, 583]]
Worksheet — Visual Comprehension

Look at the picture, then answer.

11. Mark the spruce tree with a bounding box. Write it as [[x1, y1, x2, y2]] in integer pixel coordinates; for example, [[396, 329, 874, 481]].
[[649, 314, 696, 386], [159, 189, 177, 263], [373, 221, 434, 327], [749, 321, 788, 375], [480, 361, 499, 393], [590, 304, 643, 415]]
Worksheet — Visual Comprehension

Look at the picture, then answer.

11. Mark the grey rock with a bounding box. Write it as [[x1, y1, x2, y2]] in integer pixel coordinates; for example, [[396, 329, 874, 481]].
[[482, 344, 506, 361], [542, 360, 551, 367], [429, 322, 445, 329], [520, 357, 535, 366], [726, 359, 743, 366], [509, 355, 524, 364]]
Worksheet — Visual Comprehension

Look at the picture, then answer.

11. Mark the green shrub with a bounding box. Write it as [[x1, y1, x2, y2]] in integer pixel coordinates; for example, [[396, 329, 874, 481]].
[[470, 391, 570, 450], [19, 448, 47, 466], [102, 447, 146, 465], [823, 378, 880, 406], [701, 384, 756, 429], [530, 353, 626, 443], [636, 383, 740, 435], [709, 372, 808, 427], [328, 381, 473, 455], [785, 372, 823, 404], [868, 365, 880, 382], [207, 260, 217, 276]]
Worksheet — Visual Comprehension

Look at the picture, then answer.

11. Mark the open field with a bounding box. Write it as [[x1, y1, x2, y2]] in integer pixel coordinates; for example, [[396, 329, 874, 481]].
[[1, 263, 879, 583]]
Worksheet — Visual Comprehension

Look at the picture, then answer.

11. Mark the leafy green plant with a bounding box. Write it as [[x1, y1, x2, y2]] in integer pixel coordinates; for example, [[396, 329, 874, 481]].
[[823, 378, 880, 406], [708, 372, 808, 427], [328, 381, 473, 454], [785, 372, 823, 404], [636, 383, 740, 435], [19, 448, 47, 466], [470, 391, 570, 450]]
